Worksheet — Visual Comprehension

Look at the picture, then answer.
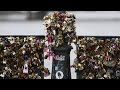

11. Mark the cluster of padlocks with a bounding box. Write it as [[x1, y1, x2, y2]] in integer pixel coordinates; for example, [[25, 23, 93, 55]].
[[73, 37, 120, 79], [43, 11, 77, 47], [44, 11, 120, 79], [43, 11, 77, 79], [0, 36, 50, 79], [1, 11, 120, 79]]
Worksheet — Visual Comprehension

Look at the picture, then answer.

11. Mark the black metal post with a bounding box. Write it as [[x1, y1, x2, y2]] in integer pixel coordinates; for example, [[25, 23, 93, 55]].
[[51, 43, 73, 79]]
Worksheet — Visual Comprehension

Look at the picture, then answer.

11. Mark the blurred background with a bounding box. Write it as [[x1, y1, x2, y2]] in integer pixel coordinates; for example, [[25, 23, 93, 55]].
[[1, 11, 120, 79], [0, 11, 120, 36], [0, 11, 48, 20]]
